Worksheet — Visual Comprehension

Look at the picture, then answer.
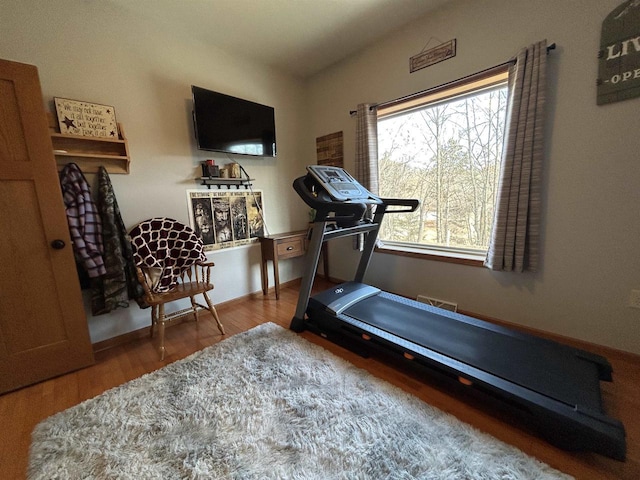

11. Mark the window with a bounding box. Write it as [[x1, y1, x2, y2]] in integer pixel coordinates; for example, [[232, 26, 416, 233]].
[[377, 67, 509, 261]]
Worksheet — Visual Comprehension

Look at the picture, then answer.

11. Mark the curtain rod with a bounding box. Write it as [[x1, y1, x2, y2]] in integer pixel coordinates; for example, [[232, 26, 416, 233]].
[[349, 42, 556, 116]]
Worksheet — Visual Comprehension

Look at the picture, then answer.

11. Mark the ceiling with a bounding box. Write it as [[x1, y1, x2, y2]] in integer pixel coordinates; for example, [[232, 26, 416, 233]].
[[109, 0, 451, 78]]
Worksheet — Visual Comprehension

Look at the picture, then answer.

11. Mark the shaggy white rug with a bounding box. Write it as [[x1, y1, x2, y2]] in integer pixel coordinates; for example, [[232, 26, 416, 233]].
[[29, 322, 572, 479]]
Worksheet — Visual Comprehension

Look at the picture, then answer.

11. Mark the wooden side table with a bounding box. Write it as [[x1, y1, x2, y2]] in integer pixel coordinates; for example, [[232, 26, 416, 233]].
[[259, 230, 329, 299]]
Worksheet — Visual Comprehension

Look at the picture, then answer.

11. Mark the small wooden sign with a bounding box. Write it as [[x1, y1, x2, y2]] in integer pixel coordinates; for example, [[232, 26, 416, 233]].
[[597, 1, 640, 105], [410, 39, 456, 73], [54, 97, 118, 138], [316, 131, 344, 167]]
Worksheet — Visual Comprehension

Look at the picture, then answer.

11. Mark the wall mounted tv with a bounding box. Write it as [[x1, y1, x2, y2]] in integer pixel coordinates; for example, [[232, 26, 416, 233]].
[[192, 85, 276, 157]]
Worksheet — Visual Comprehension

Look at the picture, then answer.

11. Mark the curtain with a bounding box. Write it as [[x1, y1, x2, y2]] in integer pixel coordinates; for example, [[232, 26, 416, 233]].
[[354, 103, 378, 250], [354, 103, 379, 194], [485, 40, 547, 272]]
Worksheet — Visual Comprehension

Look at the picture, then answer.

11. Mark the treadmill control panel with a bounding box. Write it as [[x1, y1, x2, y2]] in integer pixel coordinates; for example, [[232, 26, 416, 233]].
[[306, 165, 371, 201]]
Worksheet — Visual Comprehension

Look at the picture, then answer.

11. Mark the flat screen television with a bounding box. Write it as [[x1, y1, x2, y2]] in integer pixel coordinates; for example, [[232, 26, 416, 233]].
[[192, 85, 276, 157]]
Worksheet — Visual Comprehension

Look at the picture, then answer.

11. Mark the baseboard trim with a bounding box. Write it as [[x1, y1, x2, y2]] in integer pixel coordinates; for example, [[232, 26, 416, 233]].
[[92, 278, 303, 353], [93, 277, 640, 366], [92, 325, 154, 353]]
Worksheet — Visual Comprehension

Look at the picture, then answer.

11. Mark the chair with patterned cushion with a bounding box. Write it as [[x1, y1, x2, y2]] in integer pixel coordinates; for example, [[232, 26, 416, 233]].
[[129, 217, 225, 359]]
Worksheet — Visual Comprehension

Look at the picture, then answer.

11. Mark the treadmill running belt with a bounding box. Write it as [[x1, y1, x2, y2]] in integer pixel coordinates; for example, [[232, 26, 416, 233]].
[[344, 293, 603, 411]]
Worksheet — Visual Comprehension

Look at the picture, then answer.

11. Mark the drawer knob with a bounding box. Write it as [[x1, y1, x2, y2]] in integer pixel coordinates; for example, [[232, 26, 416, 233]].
[[286, 246, 294, 251]]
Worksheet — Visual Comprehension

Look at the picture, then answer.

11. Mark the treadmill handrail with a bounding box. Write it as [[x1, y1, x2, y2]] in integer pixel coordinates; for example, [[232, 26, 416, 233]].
[[378, 197, 420, 214], [293, 175, 419, 222]]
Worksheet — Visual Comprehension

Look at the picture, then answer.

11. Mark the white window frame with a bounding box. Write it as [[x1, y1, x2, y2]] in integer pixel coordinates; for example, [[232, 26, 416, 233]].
[[376, 66, 509, 264]]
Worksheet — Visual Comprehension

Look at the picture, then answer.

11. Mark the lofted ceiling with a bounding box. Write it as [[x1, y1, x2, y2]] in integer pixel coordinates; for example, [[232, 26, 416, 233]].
[[108, 0, 451, 78]]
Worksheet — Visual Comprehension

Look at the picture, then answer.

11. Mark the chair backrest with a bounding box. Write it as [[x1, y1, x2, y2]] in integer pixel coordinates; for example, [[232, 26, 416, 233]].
[[129, 217, 206, 293]]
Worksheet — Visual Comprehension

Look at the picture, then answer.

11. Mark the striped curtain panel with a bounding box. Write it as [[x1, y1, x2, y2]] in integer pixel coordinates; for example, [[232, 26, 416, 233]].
[[354, 103, 378, 250], [485, 40, 547, 272], [354, 103, 379, 194]]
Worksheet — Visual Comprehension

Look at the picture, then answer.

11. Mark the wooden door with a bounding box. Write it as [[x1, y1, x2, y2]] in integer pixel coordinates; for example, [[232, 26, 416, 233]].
[[0, 58, 94, 394]]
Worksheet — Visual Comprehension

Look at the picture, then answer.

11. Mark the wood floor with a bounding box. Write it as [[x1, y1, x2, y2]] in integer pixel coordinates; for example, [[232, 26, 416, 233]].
[[1, 278, 638, 479]]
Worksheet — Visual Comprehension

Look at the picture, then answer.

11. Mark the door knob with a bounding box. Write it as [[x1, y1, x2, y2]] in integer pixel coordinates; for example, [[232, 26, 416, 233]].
[[50, 239, 66, 250]]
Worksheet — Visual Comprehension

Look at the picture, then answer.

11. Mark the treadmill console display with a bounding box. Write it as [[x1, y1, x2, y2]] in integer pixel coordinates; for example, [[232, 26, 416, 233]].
[[306, 165, 371, 201]]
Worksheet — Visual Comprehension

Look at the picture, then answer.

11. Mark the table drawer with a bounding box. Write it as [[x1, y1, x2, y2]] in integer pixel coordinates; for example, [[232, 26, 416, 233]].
[[277, 237, 305, 259]]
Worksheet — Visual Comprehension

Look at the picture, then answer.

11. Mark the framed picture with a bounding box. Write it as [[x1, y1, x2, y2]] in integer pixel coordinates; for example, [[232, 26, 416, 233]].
[[186, 189, 265, 251], [54, 97, 118, 138]]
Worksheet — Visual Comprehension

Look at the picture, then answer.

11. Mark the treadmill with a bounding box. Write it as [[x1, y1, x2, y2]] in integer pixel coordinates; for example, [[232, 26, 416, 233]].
[[290, 165, 626, 461]]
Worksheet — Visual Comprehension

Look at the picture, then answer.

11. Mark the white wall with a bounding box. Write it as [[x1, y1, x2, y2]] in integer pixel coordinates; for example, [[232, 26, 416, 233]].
[[0, 0, 309, 342], [307, 0, 640, 354]]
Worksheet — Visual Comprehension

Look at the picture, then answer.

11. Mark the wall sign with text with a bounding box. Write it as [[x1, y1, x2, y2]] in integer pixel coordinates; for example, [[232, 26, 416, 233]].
[[597, 1, 640, 105], [410, 39, 456, 73], [54, 98, 118, 138]]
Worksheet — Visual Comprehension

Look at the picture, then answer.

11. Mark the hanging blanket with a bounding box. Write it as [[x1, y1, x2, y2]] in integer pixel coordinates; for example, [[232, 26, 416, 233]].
[[91, 167, 147, 315], [59, 163, 106, 278], [129, 218, 206, 293]]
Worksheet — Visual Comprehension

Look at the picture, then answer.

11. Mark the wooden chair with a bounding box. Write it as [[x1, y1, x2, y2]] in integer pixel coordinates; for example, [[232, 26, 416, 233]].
[[129, 218, 225, 359]]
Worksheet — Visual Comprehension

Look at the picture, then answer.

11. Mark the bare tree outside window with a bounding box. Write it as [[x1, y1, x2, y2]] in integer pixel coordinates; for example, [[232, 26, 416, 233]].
[[378, 82, 507, 255]]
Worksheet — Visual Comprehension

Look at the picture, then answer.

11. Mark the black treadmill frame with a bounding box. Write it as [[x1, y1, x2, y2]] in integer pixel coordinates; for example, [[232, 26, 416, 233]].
[[289, 171, 626, 460]]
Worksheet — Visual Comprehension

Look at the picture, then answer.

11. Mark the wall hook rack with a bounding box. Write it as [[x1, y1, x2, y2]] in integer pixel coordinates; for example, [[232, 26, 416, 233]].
[[198, 177, 254, 189]]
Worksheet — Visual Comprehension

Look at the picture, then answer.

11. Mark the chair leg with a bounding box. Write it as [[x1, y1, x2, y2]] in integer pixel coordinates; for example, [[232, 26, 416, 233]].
[[158, 303, 166, 360], [202, 292, 225, 335], [150, 305, 158, 338], [190, 296, 200, 323]]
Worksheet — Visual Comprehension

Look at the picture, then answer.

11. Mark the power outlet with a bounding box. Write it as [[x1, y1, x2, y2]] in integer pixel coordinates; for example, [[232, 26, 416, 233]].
[[628, 290, 640, 309]]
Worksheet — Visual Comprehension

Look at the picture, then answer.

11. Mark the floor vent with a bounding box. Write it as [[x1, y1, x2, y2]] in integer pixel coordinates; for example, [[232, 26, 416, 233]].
[[416, 295, 458, 312]]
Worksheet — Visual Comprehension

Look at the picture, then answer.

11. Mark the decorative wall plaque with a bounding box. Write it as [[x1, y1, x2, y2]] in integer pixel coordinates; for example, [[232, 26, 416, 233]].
[[316, 131, 344, 167], [597, 1, 640, 105], [54, 98, 118, 137], [187, 189, 264, 251], [410, 39, 456, 73]]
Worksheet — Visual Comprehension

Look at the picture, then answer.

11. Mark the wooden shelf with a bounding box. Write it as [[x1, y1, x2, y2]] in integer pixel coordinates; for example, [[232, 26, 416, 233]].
[[47, 112, 130, 174]]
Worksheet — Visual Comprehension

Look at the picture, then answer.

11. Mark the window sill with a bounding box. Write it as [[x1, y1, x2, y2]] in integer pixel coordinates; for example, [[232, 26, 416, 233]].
[[374, 243, 485, 267]]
